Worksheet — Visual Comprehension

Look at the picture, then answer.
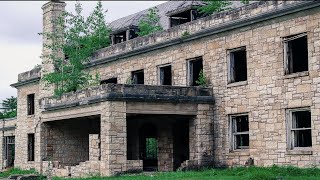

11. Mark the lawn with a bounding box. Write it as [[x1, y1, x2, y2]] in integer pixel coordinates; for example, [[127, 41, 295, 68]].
[[2, 166, 320, 180]]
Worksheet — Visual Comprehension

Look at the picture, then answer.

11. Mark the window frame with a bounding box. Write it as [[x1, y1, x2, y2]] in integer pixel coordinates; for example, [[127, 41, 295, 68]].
[[286, 107, 312, 150], [131, 69, 144, 85], [27, 94, 35, 116], [187, 57, 203, 86], [158, 64, 172, 86], [227, 46, 247, 84], [283, 33, 308, 75], [229, 113, 249, 151]]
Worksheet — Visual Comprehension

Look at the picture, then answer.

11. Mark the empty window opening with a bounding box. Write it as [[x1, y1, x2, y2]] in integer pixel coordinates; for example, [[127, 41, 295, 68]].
[[284, 34, 308, 74], [114, 31, 127, 44], [170, 9, 200, 27], [188, 57, 203, 86], [159, 65, 172, 85], [288, 108, 311, 148], [129, 29, 138, 40], [27, 94, 35, 115], [228, 47, 247, 83], [132, 70, 144, 84], [231, 114, 249, 150], [100, 78, 117, 85], [4, 136, 15, 167], [28, 134, 35, 161]]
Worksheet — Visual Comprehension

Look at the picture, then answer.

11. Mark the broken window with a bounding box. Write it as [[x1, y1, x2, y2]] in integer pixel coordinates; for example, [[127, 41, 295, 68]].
[[284, 33, 308, 74], [230, 114, 249, 150], [228, 47, 247, 84], [132, 70, 144, 84], [159, 65, 172, 85], [188, 57, 203, 86], [28, 134, 35, 161], [27, 94, 35, 115], [169, 9, 199, 27], [114, 31, 127, 44], [288, 108, 312, 149], [100, 78, 117, 85]]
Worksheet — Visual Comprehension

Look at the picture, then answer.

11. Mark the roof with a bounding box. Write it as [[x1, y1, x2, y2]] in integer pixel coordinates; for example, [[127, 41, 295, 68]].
[[108, 1, 207, 32], [108, 1, 247, 33]]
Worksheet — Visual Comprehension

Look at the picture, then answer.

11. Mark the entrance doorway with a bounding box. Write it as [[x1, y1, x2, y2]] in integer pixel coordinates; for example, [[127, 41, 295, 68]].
[[139, 123, 158, 171]]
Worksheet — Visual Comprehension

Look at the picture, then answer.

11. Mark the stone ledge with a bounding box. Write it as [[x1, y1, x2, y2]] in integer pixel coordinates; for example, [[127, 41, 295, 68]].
[[41, 84, 214, 111], [286, 149, 313, 155]]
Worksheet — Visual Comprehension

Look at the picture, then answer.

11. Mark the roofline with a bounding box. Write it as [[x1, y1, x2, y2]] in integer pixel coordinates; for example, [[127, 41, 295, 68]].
[[10, 77, 41, 88], [86, 1, 320, 68]]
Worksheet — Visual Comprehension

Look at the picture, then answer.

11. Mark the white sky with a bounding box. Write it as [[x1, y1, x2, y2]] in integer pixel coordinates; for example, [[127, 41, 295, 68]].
[[0, 1, 164, 101]]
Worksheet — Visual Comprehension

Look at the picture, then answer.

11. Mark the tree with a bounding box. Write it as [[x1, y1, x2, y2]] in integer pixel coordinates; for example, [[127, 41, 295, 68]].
[[41, 1, 110, 97], [0, 96, 17, 119], [137, 7, 163, 37], [199, 0, 250, 15]]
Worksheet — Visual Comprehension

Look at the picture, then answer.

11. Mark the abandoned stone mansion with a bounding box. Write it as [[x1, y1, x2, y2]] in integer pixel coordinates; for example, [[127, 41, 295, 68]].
[[1, 0, 320, 177]]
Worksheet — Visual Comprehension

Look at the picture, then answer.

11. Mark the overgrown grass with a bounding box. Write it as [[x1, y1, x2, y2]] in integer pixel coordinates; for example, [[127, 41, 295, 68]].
[[52, 166, 320, 180], [0, 168, 38, 178]]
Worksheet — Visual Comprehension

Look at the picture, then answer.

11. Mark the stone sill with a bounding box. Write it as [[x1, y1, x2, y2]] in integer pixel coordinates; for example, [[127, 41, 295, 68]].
[[227, 81, 248, 88], [286, 149, 312, 155], [229, 150, 250, 156], [27, 115, 35, 119], [284, 71, 309, 79]]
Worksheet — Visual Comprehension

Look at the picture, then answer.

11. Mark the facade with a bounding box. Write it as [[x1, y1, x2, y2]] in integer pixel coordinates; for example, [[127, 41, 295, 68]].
[[3, 0, 320, 177]]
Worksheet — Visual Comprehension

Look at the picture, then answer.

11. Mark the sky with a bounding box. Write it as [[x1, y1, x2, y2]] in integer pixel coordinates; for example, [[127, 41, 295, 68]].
[[0, 1, 164, 102]]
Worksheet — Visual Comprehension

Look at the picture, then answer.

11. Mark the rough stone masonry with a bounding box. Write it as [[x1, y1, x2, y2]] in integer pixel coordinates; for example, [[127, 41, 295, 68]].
[[2, 0, 320, 177]]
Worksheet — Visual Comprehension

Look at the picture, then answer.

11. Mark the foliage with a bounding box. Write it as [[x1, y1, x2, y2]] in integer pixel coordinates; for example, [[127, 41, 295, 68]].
[[0, 96, 17, 119], [196, 69, 209, 87], [126, 77, 133, 85], [199, 0, 250, 15], [181, 31, 190, 38], [137, 7, 163, 37], [0, 168, 39, 178], [40, 1, 110, 97], [52, 166, 320, 180]]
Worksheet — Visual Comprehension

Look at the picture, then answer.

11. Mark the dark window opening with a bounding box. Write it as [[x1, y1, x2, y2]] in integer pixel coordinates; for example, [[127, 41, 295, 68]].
[[170, 9, 201, 27], [28, 134, 35, 161], [188, 57, 203, 86], [100, 78, 117, 85], [291, 110, 312, 147], [114, 31, 127, 44], [231, 115, 249, 150], [129, 29, 138, 40], [159, 65, 172, 85], [285, 35, 308, 74], [27, 94, 35, 115], [132, 70, 144, 85], [229, 47, 247, 83]]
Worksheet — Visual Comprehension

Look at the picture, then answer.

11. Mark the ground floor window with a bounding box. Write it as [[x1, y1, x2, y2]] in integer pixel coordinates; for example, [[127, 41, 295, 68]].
[[230, 114, 249, 150], [28, 134, 35, 161], [287, 108, 311, 149]]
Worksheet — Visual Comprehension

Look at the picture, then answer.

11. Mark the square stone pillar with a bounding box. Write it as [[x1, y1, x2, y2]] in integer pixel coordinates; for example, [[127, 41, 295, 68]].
[[89, 134, 100, 161], [100, 101, 127, 176], [158, 125, 173, 171], [189, 104, 214, 167]]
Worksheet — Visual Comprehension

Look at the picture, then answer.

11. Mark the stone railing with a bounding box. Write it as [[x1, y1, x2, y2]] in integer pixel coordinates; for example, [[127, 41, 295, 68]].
[[41, 84, 214, 111], [17, 67, 41, 82], [90, 0, 307, 64]]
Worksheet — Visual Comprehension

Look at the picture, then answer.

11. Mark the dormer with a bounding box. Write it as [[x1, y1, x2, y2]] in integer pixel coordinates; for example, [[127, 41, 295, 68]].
[[110, 26, 139, 45]]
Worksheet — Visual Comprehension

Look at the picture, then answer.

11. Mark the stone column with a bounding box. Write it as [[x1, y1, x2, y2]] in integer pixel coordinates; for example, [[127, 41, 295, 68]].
[[190, 104, 214, 167], [100, 101, 127, 176], [89, 134, 100, 161], [158, 125, 174, 171]]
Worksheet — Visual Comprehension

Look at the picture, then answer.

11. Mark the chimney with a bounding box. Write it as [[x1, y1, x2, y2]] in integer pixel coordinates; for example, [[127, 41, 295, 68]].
[[40, 1, 66, 97]]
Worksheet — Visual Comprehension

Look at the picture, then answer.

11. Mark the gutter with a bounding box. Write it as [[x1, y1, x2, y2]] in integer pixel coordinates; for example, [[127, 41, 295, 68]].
[[86, 1, 320, 68]]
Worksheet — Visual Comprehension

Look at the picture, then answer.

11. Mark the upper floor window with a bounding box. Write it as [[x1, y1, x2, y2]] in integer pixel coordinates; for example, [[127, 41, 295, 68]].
[[159, 64, 172, 85], [27, 94, 35, 115], [132, 70, 144, 84], [284, 33, 308, 75], [287, 108, 311, 149], [230, 114, 249, 150], [228, 47, 247, 84], [188, 57, 203, 86], [169, 9, 201, 27]]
